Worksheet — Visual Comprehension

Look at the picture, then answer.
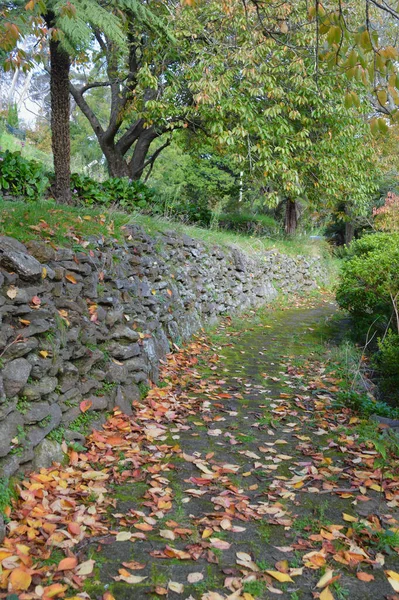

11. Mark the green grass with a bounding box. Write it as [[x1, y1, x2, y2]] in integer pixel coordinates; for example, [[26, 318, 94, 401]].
[[0, 131, 53, 168], [133, 212, 332, 258], [0, 199, 130, 247], [0, 195, 333, 267]]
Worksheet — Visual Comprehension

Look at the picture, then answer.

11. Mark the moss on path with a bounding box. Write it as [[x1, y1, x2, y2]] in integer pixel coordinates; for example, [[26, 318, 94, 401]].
[[3, 297, 399, 600]]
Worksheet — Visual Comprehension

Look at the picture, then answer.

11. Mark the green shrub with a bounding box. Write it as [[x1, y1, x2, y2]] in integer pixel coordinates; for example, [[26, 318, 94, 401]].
[[70, 173, 154, 209], [0, 150, 49, 200], [336, 233, 399, 337], [374, 331, 399, 403]]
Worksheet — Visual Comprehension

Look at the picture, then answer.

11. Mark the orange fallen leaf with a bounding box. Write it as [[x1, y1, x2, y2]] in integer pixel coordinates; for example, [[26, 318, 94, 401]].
[[357, 572, 374, 582], [80, 399, 93, 413], [8, 568, 32, 591], [65, 273, 78, 284], [57, 556, 78, 571]]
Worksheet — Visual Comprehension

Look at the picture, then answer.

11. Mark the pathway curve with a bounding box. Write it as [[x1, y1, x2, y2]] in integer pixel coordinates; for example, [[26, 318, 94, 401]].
[[3, 299, 399, 600]]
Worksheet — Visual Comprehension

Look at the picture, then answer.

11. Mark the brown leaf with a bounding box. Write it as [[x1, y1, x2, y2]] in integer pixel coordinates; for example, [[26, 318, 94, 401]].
[[65, 273, 77, 284], [357, 572, 375, 582]]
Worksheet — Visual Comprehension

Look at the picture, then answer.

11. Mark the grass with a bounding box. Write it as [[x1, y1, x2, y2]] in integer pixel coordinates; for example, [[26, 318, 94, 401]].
[[0, 199, 130, 247], [134, 212, 332, 258], [0, 195, 333, 265], [0, 131, 53, 168]]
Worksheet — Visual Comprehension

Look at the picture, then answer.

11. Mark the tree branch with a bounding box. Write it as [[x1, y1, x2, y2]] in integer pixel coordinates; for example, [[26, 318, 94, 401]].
[[115, 118, 146, 155], [69, 81, 104, 138], [143, 137, 172, 182]]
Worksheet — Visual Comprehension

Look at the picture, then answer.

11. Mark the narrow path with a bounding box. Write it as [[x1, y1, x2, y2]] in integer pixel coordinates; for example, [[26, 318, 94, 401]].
[[3, 300, 399, 600]]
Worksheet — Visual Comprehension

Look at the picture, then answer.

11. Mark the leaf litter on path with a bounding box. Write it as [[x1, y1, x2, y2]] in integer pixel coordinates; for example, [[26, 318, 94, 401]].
[[1, 298, 399, 599]]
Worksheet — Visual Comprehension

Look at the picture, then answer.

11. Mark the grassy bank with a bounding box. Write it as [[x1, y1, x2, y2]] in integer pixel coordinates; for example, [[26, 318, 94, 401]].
[[0, 198, 333, 261]]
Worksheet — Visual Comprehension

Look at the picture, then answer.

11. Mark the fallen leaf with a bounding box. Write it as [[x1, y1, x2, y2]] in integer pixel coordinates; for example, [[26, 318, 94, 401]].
[[266, 571, 293, 583], [8, 568, 32, 591], [116, 531, 132, 542], [357, 572, 375, 582], [75, 559, 95, 576], [168, 581, 184, 593], [316, 570, 334, 589], [187, 572, 204, 583], [320, 587, 335, 600], [342, 513, 358, 523], [57, 556, 78, 571], [65, 273, 77, 284], [80, 399, 93, 413]]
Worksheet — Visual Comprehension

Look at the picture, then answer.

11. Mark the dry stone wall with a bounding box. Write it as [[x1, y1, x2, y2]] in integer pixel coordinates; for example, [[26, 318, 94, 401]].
[[0, 225, 327, 479]]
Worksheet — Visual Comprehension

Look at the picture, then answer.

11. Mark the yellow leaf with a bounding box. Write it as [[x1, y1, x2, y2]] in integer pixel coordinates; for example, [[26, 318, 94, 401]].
[[43, 583, 68, 597], [42, 266, 47, 279], [320, 587, 335, 600], [266, 571, 293, 583], [342, 513, 358, 523], [370, 484, 383, 492], [316, 570, 334, 588], [386, 570, 399, 582], [388, 577, 399, 592], [6, 286, 18, 299], [83, 216, 92, 220], [202, 528, 213, 538], [39, 350, 49, 358]]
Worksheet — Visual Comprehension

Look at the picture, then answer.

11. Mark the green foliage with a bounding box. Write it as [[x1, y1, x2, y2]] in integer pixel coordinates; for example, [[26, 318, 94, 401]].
[[334, 390, 399, 420], [71, 173, 154, 210], [0, 150, 49, 200], [47, 426, 65, 444], [7, 103, 18, 128], [374, 332, 399, 402], [0, 477, 15, 513], [336, 233, 399, 336]]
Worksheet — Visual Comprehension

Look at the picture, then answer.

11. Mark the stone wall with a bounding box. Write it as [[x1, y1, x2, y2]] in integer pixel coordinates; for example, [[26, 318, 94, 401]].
[[0, 225, 327, 478]]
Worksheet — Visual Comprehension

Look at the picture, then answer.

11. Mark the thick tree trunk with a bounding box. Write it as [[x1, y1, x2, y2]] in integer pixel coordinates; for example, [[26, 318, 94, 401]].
[[49, 35, 71, 203], [285, 199, 298, 235], [101, 143, 130, 178]]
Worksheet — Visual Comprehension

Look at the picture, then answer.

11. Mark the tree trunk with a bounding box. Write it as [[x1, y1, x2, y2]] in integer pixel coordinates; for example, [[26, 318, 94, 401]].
[[128, 129, 158, 180], [285, 199, 298, 235], [49, 34, 71, 203], [345, 221, 354, 245], [101, 143, 130, 178]]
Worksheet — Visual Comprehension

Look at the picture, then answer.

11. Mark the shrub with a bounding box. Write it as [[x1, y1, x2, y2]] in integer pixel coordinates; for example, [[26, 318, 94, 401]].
[[374, 332, 399, 403], [70, 173, 154, 209], [336, 233, 399, 337], [0, 150, 49, 200]]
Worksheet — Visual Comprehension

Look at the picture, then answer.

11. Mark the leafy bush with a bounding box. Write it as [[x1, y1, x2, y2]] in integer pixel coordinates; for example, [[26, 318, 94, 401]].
[[336, 233, 399, 336], [374, 332, 399, 403], [70, 173, 153, 209], [0, 150, 49, 200]]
